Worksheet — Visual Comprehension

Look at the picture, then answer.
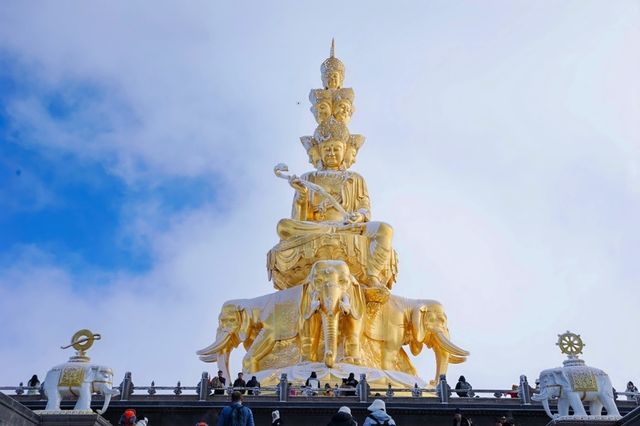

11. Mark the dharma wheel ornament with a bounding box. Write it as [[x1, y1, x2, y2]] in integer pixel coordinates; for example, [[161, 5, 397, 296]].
[[556, 331, 585, 357]]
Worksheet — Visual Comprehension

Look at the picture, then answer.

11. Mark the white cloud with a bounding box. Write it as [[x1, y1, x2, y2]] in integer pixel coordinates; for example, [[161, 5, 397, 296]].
[[1, 1, 639, 393]]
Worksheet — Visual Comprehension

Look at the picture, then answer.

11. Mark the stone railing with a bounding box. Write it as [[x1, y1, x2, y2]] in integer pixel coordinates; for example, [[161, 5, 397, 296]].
[[4, 372, 639, 406]]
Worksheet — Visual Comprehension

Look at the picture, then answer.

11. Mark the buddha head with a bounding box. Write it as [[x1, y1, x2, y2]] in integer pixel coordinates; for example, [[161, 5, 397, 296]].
[[343, 134, 365, 169], [314, 118, 349, 170], [300, 136, 322, 169], [334, 98, 353, 124], [321, 40, 345, 89], [310, 89, 333, 123]]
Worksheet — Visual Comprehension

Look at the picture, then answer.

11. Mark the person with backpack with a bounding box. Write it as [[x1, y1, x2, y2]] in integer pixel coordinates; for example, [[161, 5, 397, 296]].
[[328, 406, 357, 426], [363, 399, 395, 426], [216, 391, 255, 426]]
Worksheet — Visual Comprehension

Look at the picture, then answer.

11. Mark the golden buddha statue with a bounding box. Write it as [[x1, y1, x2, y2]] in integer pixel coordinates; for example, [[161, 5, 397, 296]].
[[269, 118, 397, 290]]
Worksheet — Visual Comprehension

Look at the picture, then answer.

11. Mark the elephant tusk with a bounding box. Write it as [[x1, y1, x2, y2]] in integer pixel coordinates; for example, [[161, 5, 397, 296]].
[[196, 333, 232, 358], [199, 353, 219, 362], [448, 354, 467, 364], [434, 331, 470, 357]]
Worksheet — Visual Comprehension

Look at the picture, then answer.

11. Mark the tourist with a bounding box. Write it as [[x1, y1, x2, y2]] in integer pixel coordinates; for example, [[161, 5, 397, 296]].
[[339, 378, 351, 396], [27, 375, 40, 395], [328, 406, 357, 426], [626, 381, 638, 401], [363, 399, 395, 426], [210, 370, 226, 395], [233, 372, 247, 395], [216, 391, 255, 426], [506, 385, 518, 398], [452, 408, 470, 426], [455, 375, 473, 397], [271, 410, 282, 426], [195, 422, 208, 426], [345, 373, 358, 396], [324, 383, 334, 397], [118, 408, 149, 426], [305, 372, 320, 396], [246, 376, 260, 395]]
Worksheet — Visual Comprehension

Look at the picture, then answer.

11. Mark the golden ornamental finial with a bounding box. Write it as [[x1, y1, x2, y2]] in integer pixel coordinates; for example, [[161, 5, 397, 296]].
[[61, 329, 102, 362], [556, 330, 585, 356], [330, 38, 335, 58]]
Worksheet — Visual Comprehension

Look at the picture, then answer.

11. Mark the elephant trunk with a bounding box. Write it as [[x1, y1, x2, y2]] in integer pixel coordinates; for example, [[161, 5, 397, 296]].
[[532, 388, 554, 418], [95, 383, 118, 414], [323, 313, 339, 367]]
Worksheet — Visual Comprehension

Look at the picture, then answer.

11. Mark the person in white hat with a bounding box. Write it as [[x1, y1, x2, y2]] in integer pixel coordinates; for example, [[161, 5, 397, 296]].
[[363, 399, 395, 426], [328, 406, 357, 426]]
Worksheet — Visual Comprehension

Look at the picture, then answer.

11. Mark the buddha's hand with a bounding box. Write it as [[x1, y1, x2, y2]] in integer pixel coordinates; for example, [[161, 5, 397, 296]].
[[288, 177, 308, 195], [346, 211, 365, 224]]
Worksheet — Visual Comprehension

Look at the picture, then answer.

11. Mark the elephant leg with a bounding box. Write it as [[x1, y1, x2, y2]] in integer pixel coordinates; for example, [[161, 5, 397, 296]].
[[567, 393, 587, 416], [300, 315, 321, 362], [74, 384, 92, 411], [590, 399, 603, 416], [434, 347, 450, 385], [342, 318, 363, 364], [558, 398, 570, 416], [243, 329, 274, 372], [602, 394, 621, 416], [44, 388, 61, 411]]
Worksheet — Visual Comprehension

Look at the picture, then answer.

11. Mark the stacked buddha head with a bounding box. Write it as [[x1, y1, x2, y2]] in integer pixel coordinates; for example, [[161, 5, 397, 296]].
[[302, 40, 365, 170]]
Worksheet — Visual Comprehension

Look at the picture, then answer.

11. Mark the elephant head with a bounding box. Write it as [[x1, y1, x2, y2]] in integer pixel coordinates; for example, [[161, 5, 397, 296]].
[[409, 302, 469, 384], [89, 366, 119, 414], [532, 368, 570, 418], [301, 260, 365, 367], [196, 303, 251, 383]]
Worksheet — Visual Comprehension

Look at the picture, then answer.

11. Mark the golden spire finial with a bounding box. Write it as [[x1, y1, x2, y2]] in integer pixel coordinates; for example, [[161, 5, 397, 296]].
[[330, 38, 335, 58]]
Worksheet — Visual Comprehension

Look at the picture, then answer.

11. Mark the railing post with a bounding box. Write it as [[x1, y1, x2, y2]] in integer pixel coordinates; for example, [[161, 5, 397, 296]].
[[278, 373, 288, 402], [412, 383, 422, 398], [438, 374, 449, 403], [519, 375, 531, 405], [174, 381, 183, 395], [148, 381, 156, 395], [120, 372, 133, 401], [199, 371, 210, 401], [358, 374, 368, 403]]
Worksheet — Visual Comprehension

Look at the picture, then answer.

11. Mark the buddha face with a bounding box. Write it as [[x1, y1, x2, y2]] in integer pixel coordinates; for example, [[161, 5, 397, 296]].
[[326, 71, 343, 89], [334, 100, 352, 123], [314, 101, 332, 123], [319, 140, 345, 170]]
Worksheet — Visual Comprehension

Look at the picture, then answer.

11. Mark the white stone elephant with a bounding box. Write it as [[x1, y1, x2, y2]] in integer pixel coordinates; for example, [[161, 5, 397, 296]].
[[43, 362, 119, 413], [532, 365, 620, 418]]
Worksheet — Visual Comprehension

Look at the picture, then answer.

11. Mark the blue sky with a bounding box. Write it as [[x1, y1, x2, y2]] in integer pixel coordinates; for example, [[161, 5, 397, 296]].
[[1, 1, 639, 390]]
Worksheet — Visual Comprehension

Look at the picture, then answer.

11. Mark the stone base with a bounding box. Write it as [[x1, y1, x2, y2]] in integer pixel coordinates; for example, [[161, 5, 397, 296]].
[[253, 361, 428, 388], [36, 412, 112, 426]]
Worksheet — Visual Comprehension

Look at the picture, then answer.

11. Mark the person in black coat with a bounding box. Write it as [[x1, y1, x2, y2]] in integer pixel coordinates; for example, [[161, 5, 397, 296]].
[[328, 406, 357, 426], [453, 408, 471, 426]]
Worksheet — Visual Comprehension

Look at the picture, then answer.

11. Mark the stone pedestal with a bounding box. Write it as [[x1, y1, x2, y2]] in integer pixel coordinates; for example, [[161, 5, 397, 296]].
[[34, 411, 112, 426]]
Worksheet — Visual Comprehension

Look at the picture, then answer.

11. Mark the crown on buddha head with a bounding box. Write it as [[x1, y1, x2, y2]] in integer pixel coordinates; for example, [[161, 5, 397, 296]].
[[321, 39, 345, 89], [314, 117, 349, 144]]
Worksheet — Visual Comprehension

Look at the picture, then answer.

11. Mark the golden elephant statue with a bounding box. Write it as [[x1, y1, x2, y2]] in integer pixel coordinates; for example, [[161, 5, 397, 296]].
[[197, 260, 368, 382], [299, 260, 366, 367], [363, 291, 469, 385]]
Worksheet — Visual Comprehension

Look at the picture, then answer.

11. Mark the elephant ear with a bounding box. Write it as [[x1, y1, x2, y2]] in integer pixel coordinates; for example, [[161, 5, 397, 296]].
[[300, 277, 317, 321], [552, 370, 571, 391], [347, 275, 366, 320], [238, 307, 251, 342], [411, 305, 428, 343]]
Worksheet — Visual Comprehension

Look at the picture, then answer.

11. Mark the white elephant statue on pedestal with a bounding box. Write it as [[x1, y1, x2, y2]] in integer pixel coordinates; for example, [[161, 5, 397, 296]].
[[43, 361, 119, 413], [532, 332, 621, 420]]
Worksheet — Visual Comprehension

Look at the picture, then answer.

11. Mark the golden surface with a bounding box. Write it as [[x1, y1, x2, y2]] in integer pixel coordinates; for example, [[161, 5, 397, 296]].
[[199, 41, 468, 386], [58, 367, 85, 387], [568, 369, 598, 392]]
